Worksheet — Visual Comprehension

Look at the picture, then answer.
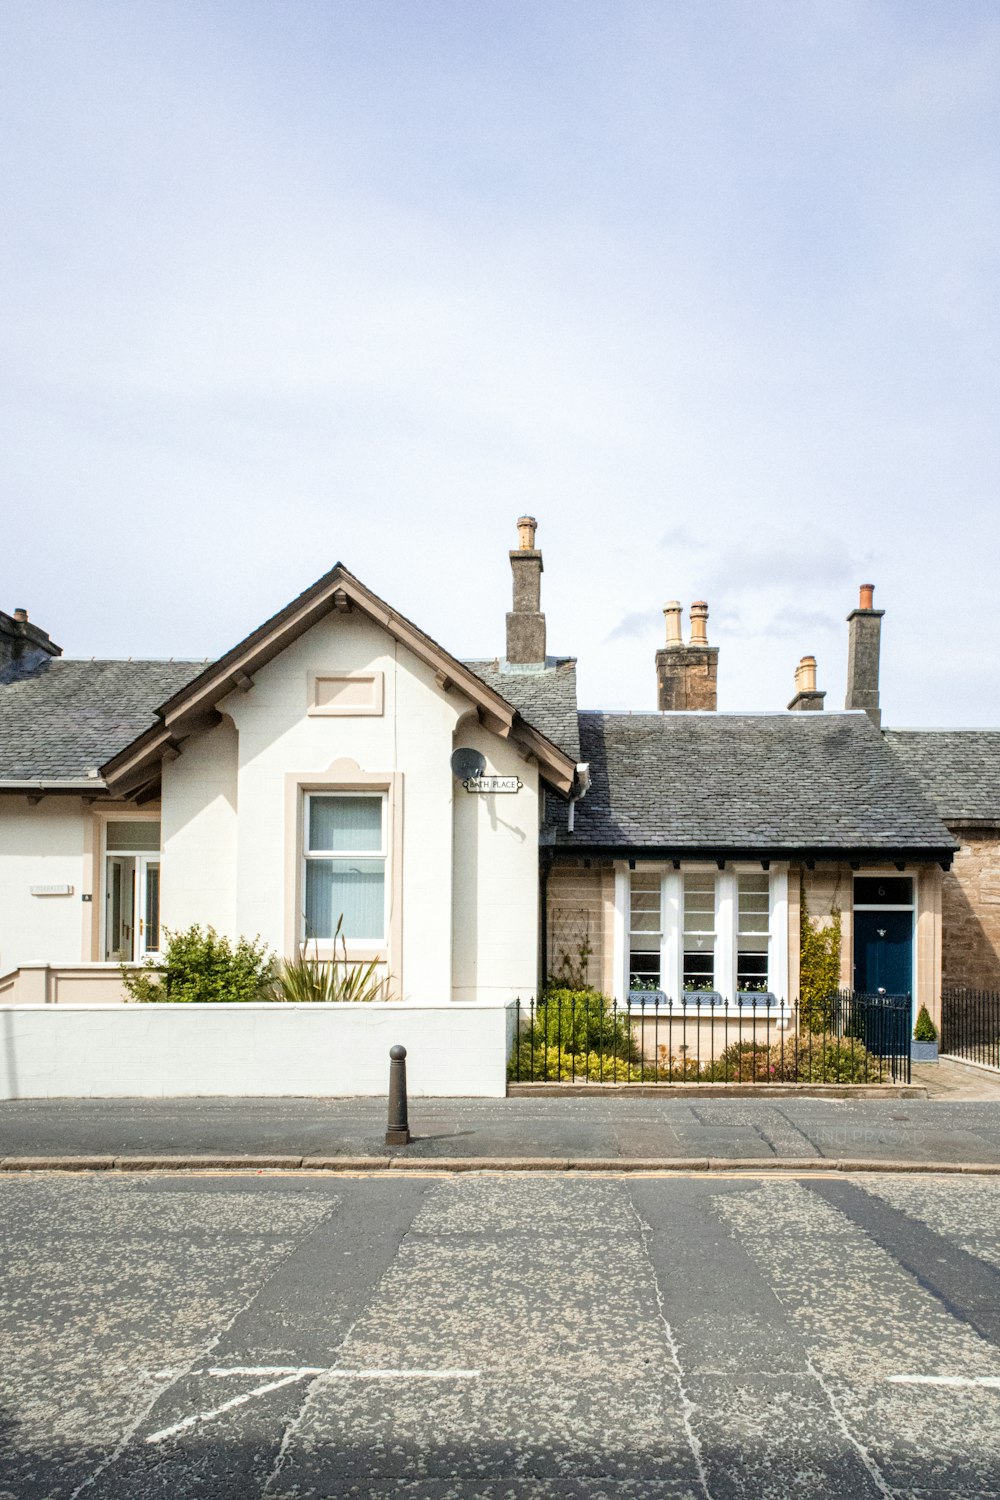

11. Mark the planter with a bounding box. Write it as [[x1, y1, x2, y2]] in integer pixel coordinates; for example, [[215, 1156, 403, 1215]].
[[628, 990, 668, 1006], [683, 991, 724, 1006], [737, 991, 777, 1007], [910, 1040, 939, 1063]]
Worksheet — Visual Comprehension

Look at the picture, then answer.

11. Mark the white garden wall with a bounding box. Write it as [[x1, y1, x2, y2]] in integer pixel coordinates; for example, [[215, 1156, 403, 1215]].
[[0, 1001, 516, 1100]]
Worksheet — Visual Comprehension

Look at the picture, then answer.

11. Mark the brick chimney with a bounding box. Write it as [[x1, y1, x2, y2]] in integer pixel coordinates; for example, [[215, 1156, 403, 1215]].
[[505, 515, 546, 666], [0, 607, 62, 673], [788, 655, 825, 711], [845, 583, 884, 727], [656, 600, 719, 711]]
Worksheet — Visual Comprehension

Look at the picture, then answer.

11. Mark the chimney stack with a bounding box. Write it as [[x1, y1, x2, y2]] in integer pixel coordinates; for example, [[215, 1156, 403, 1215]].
[[845, 582, 884, 727], [505, 515, 546, 666], [656, 601, 719, 711], [0, 607, 62, 673], [788, 655, 825, 711]]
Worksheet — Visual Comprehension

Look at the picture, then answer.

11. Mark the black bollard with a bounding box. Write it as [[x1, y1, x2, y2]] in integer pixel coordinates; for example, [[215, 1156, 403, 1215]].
[[385, 1044, 411, 1145]]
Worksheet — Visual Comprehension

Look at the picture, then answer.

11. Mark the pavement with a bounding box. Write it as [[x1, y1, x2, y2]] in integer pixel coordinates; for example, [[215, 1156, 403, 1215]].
[[4, 1169, 1000, 1497], [4, 1065, 1000, 1169]]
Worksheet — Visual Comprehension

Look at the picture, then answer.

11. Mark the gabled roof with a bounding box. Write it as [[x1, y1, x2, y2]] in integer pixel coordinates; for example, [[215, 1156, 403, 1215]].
[[462, 659, 580, 761], [885, 729, 1000, 826], [97, 564, 577, 796], [0, 658, 208, 784], [546, 711, 957, 861]]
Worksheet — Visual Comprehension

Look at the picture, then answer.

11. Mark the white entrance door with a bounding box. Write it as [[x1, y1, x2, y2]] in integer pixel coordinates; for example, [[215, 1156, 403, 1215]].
[[137, 856, 161, 958]]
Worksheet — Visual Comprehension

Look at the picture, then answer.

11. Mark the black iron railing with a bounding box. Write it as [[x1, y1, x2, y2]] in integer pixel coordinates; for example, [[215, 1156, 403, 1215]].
[[508, 991, 911, 1085], [941, 989, 1000, 1071]]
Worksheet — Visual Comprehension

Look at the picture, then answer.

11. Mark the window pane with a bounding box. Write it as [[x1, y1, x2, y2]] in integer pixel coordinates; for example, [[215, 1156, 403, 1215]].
[[308, 796, 382, 852], [145, 864, 160, 952], [854, 877, 913, 907], [305, 858, 385, 940], [630, 873, 661, 933], [629, 951, 661, 987], [683, 874, 715, 933], [683, 951, 715, 989], [737, 951, 769, 990], [738, 874, 770, 933], [106, 821, 160, 853]]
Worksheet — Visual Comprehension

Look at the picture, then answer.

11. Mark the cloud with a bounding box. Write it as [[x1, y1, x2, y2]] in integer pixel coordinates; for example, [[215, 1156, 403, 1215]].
[[605, 609, 661, 642], [757, 608, 841, 639], [660, 527, 708, 551], [702, 529, 869, 597]]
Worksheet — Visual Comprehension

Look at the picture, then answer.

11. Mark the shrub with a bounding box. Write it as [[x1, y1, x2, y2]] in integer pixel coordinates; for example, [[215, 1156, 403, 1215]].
[[913, 1005, 939, 1043], [799, 883, 842, 1033], [509, 988, 641, 1080], [122, 925, 275, 1003], [527, 987, 640, 1059], [274, 918, 393, 1003], [773, 1032, 882, 1083]]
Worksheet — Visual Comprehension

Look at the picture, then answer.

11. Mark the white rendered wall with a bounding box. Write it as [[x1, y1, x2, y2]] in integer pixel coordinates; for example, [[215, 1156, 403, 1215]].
[[161, 716, 239, 938], [451, 716, 540, 1002], [0, 799, 87, 973], [0, 1002, 516, 1099]]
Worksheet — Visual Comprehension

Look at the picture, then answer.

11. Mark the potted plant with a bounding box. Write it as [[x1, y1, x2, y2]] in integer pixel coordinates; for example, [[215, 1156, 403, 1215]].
[[911, 1005, 939, 1063]]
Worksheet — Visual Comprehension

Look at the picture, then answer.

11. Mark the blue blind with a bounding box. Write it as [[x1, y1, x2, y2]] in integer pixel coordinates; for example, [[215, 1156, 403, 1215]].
[[308, 796, 382, 852]]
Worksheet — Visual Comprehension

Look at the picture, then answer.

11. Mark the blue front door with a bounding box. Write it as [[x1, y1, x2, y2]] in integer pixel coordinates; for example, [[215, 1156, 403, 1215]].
[[853, 909, 912, 994]]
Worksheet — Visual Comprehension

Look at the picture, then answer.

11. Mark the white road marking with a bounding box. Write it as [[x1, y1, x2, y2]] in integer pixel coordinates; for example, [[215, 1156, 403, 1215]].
[[146, 1366, 482, 1444], [889, 1374, 1000, 1389], [807, 1358, 896, 1500]]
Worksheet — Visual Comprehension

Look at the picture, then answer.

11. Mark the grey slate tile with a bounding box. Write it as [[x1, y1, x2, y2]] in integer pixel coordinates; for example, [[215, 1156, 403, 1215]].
[[548, 711, 955, 853], [0, 659, 208, 780], [885, 729, 1000, 824]]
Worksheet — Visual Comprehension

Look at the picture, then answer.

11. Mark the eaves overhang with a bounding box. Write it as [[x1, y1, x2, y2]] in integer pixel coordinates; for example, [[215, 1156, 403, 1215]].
[[549, 842, 958, 871], [99, 565, 578, 797]]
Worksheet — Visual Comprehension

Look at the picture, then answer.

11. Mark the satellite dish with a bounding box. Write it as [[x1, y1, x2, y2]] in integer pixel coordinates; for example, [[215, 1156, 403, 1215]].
[[451, 747, 486, 781]]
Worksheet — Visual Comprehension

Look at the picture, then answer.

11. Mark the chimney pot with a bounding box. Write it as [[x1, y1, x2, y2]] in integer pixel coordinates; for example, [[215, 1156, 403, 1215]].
[[859, 583, 875, 610], [663, 600, 683, 647], [516, 515, 538, 551], [656, 599, 718, 710], [13, 608, 28, 622]]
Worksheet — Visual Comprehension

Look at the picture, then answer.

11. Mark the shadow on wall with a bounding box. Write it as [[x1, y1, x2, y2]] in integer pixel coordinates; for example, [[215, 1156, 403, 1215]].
[[942, 860, 1000, 990]]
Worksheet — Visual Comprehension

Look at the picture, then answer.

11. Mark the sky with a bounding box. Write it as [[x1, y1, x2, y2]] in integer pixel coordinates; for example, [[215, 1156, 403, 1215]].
[[2, 0, 998, 725]]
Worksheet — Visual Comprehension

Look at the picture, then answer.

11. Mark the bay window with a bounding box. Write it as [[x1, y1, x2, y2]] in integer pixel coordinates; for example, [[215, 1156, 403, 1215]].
[[625, 865, 784, 1002], [303, 793, 386, 944]]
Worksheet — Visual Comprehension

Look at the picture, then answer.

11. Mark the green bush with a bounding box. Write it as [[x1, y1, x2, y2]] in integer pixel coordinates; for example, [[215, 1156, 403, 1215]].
[[509, 988, 641, 1080], [122, 925, 275, 1003], [528, 987, 640, 1058], [913, 1005, 939, 1043]]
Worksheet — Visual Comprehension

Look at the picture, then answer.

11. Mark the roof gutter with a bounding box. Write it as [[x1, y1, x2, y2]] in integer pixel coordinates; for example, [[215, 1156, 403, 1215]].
[[551, 842, 957, 870]]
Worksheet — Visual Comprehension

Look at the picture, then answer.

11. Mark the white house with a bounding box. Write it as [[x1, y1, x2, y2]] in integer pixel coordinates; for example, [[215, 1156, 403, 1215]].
[[0, 519, 580, 1004]]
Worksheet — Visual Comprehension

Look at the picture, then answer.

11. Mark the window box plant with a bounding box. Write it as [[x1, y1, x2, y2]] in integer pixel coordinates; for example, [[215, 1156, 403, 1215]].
[[911, 1004, 939, 1063]]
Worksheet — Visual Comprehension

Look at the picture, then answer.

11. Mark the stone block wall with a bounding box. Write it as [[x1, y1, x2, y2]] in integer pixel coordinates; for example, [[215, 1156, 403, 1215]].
[[546, 861, 615, 995], [942, 829, 1000, 990]]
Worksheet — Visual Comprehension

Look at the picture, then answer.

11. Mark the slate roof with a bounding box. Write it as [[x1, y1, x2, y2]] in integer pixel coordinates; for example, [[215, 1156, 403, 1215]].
[[884, 730, 1000, 824], [463, 659, 580, 762], [0, 651, 579, 784], [0, 658, 208, 781], [547, 711, 956, 855]]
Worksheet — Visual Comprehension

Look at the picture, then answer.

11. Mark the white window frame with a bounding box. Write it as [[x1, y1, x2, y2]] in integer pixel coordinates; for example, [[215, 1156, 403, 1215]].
[[616, 861, 789, 1012], [302, 791, 388, 948], [99, 814, 162, 963]]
